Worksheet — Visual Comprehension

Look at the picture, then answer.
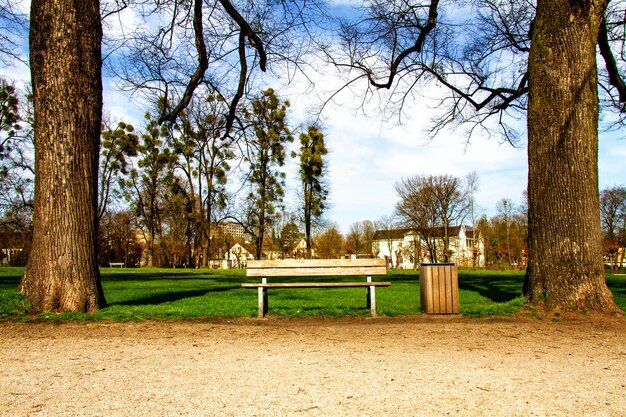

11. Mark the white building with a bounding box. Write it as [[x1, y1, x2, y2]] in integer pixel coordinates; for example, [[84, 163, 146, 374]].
[[372, 226, 485, 269], [225, 242, 255, 268]]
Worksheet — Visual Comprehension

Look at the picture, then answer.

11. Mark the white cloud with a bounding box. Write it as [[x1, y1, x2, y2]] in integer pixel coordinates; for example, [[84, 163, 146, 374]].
[[9, 0, 29, 15], [102, 6, 142, 40], [0, 64, 29, 86], [599, 132, 626, 188], [103, 78, 146, 127]]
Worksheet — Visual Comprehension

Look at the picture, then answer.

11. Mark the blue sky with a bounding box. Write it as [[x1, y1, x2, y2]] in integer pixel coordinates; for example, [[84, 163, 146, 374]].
[[2, 0, 624, 234]]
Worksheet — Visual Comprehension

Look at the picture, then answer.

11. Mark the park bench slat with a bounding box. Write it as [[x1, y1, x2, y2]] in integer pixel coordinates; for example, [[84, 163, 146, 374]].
[[246, 259, 387, 277], [246, 266, 387, 277], [242, 282, 391, 288], [247, 258, 386, 269]]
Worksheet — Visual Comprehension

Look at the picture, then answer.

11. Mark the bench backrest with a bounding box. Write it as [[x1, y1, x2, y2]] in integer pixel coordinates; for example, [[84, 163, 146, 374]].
[[246, 258, 387, 277]]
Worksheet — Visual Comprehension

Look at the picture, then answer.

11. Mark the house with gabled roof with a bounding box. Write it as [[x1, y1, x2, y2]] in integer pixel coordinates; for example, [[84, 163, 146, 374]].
[[372, 225, 484, 269], [225, 242, 256, 268]]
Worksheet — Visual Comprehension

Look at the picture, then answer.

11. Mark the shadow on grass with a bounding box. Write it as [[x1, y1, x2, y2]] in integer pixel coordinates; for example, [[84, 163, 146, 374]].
[[457, 271, 524, 302], [112, 286, 240, 306], [607, 280, 626, 297], [0, 270, 22, 291], [102, 271, 244, 283], [606, 275, 626, 310], [386, 273, 419, 284]]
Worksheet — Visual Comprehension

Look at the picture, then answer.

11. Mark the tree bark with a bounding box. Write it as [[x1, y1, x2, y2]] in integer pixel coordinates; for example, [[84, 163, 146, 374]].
[[304, 184, 312, 259], [524, 0, 616, 311], [19, 0, 106, 312]]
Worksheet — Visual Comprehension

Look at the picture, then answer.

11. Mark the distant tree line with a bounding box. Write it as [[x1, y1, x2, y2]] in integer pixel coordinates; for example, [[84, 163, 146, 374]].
[[1, 89, 624, 271], [0, 82, 330, 268], [98, 88, 328, 267]]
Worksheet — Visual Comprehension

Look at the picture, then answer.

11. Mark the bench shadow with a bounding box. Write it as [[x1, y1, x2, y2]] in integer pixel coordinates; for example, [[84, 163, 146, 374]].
[[112, 286, 240, 306], [269, 305, 369, 316], [103, 272, 242, 283], [457, 272, 523, 302]]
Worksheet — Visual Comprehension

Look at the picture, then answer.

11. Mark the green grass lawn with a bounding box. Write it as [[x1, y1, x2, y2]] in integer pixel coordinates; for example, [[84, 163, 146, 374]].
[[0, 266, 624, 320]]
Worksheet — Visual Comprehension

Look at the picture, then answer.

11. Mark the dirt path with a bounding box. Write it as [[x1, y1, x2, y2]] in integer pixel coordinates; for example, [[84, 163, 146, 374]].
[[1, 315, 625, 417]]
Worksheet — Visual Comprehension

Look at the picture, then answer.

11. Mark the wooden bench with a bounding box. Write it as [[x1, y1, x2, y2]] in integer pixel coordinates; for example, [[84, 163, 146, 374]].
[[242, 259, 390, 318], [109, 262, 124, 268]]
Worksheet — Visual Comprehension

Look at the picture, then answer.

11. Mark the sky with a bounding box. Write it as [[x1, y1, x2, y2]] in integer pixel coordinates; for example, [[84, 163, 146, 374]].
[[2, 1, 624, 235]]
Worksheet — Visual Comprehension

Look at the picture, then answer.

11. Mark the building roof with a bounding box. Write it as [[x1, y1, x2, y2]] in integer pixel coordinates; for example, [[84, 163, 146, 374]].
[[230, 242, 256, 254], [373, 228, 413, 240], [373, 226, 472, 240]]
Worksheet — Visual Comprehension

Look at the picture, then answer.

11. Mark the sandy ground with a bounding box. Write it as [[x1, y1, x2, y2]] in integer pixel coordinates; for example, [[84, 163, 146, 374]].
[[0, 315, 625, 417]]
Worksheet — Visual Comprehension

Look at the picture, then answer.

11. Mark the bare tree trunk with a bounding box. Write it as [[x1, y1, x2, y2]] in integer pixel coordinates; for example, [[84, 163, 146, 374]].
[[19, 0, 106, 312], [304, 201, 312, 259], [524, 0, 616, 311]]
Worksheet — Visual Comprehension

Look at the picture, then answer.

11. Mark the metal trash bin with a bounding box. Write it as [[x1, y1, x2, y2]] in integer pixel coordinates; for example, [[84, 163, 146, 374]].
[[419, 263, 460, 314]]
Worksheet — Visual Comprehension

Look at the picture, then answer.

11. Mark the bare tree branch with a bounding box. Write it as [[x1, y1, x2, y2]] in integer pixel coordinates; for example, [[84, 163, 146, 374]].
[[217, 0, 267, 71], [0, 0, 28, 67], [158, 0, 209, 124], [369, 0, 439, 89], [598, 17, 626, 105]]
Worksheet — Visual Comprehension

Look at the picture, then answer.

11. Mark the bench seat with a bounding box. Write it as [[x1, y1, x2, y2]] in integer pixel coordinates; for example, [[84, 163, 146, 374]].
[[242, 282, 391, 289]]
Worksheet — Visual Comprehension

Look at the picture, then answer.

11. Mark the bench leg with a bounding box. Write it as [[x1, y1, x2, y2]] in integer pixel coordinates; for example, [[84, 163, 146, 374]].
[[257, 278, 268, 318], [367, 276, 377, 317]]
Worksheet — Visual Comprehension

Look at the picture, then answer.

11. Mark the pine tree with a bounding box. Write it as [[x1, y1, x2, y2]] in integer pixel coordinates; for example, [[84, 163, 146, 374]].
[[243, 88, 293, 259], [296, 125, 328, 258]]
